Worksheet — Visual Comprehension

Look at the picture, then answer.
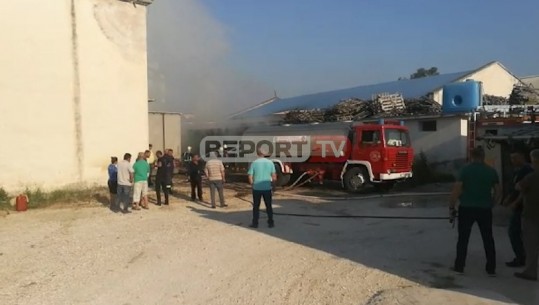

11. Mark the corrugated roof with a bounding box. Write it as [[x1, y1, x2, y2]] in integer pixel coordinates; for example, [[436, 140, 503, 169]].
[[236, 70, 474, 119]]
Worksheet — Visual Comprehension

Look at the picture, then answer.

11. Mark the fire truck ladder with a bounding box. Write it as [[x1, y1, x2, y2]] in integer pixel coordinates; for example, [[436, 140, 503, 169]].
[[467, 113, 477, 161]]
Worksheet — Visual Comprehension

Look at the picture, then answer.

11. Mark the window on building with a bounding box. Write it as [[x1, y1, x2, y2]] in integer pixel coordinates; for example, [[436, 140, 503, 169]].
[[420, 120, 437, 132]]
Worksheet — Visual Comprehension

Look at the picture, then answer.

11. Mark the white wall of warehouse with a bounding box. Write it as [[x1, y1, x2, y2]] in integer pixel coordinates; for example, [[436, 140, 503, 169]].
[[0, 0, 150, 192], [405, 117, 468, 172], [148, 112, 182, 157], [432, 62, 521, 103]]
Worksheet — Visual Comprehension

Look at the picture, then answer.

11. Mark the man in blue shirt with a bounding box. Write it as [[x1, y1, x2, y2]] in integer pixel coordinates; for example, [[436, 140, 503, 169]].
[[108, 156, 118, 211], [248, 148, 277, 228]]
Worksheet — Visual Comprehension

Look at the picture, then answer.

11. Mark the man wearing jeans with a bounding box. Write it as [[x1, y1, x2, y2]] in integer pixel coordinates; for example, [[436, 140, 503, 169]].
[[204, 152, 226, 209], [503, 150, 533, 267], [449, 147, 501, 276], [515, 149, 539, 281], [116, 153, 134, 214], [248, 148, 277, 228]]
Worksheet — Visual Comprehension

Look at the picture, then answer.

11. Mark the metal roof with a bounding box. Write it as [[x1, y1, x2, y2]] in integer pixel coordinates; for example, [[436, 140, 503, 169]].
[[235, 70, 473, 119]]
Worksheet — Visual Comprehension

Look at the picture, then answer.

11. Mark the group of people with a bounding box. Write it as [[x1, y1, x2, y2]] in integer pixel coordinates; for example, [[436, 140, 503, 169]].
[[186, 149, 277, 227], [107, 145, 277, 228], [107, 145, 175, 213], [450, 147, 539, 281]]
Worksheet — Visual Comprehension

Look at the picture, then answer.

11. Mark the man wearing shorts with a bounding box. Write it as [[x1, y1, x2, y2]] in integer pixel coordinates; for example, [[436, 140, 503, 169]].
[[133, 152, 150, 210]]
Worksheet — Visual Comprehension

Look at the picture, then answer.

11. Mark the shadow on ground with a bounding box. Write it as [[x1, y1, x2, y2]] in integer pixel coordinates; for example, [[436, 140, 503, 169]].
[[185, 195, 537, 305]]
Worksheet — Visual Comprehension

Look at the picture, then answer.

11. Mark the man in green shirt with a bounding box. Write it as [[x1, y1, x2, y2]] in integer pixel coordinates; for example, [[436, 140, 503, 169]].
[[133, 152, 150, 210], [450, 147, 501, 276]]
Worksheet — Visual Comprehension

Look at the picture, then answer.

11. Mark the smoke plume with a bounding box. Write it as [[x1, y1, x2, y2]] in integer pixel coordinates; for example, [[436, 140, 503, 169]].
[[147, 0, 270, 120]]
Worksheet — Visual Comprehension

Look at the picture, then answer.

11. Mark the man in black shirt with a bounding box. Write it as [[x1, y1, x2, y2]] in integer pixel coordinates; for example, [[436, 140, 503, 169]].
[[155, 149, 175, 206], [504, 150, 534, 267], [188, 155, 204, 201]]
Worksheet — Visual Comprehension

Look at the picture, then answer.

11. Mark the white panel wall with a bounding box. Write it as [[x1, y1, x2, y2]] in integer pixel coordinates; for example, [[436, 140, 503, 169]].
[[148, 113, 182, 158], [0, 0, 149, 192], [406, 117, 468, 165], [431, 62, 521, 104]]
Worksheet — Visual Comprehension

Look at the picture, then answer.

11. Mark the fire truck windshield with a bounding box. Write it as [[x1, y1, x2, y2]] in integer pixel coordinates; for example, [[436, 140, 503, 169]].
[[384, 129, 410, 147]]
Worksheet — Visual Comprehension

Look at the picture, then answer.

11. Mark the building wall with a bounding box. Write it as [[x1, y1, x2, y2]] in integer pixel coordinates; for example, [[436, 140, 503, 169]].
[[149, 113, 182, 158], [0, 0, 149, 192], [522, 76, 539, 88], [405, 117, 468, 172], [431, 62, 521, 103]]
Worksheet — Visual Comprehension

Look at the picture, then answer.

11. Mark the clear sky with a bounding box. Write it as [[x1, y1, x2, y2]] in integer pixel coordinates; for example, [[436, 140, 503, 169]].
[[199, 0, 539, 98], [147, 0, 539, 116]]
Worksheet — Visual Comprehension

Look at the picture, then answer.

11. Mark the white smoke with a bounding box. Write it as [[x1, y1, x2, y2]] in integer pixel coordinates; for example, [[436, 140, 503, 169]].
[[147, 0, 271, 119]]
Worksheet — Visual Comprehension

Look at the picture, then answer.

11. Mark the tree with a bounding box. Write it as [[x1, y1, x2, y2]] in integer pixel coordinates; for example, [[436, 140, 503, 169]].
[[410, 67, 439, 79]]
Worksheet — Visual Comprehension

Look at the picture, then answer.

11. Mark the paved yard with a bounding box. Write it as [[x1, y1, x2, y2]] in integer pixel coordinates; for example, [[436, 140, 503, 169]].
[[0, 184, 536, 305]]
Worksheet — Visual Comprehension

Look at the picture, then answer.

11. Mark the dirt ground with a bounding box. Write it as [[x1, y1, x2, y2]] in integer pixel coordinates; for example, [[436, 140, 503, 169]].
[[1, 182, 537, 305]]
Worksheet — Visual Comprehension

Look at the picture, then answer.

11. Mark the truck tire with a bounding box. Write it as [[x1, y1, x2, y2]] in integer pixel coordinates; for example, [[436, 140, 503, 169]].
[[343, 167, 367, 192], [274, 164, 291, 187]]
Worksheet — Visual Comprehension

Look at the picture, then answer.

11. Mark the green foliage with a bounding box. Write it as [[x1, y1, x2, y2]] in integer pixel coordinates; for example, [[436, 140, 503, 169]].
[[0, 187, 9, 209], [24, 187, 106, 208]]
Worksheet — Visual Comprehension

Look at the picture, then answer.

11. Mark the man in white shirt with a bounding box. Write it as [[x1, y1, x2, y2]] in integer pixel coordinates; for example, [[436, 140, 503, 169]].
[[117, 153, 134, 213]]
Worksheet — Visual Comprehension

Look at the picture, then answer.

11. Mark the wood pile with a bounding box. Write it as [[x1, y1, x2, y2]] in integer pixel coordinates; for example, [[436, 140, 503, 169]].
[[282, 109, 325, 124], [282, 95, 443, 124], [509, 85, 538, 105], [403, 97, 442, 116], [483, 95, 508, 105], [323, 98, 374, 122]]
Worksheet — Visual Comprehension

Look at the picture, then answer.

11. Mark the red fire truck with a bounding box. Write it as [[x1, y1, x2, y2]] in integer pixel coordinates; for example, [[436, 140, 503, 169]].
[[241, 119, 414, 191]]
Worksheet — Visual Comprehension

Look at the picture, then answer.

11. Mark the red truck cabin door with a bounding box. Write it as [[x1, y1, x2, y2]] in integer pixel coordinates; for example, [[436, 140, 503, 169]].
[[354, 127, 385, 177]]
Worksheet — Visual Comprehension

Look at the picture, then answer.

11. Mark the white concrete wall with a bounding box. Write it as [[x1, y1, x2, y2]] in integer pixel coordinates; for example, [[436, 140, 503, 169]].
[[0, 0, 150, 192], [405, 117, 468, 170], [431, 62, 521, 103], [148, 113, 182, 158]]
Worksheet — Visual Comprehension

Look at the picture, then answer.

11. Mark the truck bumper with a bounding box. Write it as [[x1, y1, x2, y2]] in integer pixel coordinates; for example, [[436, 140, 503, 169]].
[[380, 172, 413, 180]]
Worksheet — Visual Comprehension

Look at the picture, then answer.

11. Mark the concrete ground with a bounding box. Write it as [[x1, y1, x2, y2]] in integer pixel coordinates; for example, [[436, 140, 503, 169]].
[[0, 183, 537, 305]]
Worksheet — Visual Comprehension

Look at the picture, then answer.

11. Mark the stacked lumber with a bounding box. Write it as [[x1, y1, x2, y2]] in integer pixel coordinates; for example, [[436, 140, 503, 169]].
[[403, 97, 442, 116], [509, 85, 538, 105], [483, 95, 508, 105], [323, 98, 374, 122], [282, 109, 325, 124]]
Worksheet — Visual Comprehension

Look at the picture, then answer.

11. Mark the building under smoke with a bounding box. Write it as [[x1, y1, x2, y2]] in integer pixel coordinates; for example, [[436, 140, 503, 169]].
[[0, 0, 153, 192]]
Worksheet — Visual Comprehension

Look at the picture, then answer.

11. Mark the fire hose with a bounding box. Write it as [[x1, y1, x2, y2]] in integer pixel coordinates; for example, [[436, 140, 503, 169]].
[[284, 171, 321, 190], [236, 196, 458, 225]]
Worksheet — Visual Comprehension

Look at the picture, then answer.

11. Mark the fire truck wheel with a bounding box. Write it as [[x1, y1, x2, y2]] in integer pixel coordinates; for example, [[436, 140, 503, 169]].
[[343, 167, 367, 192]]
